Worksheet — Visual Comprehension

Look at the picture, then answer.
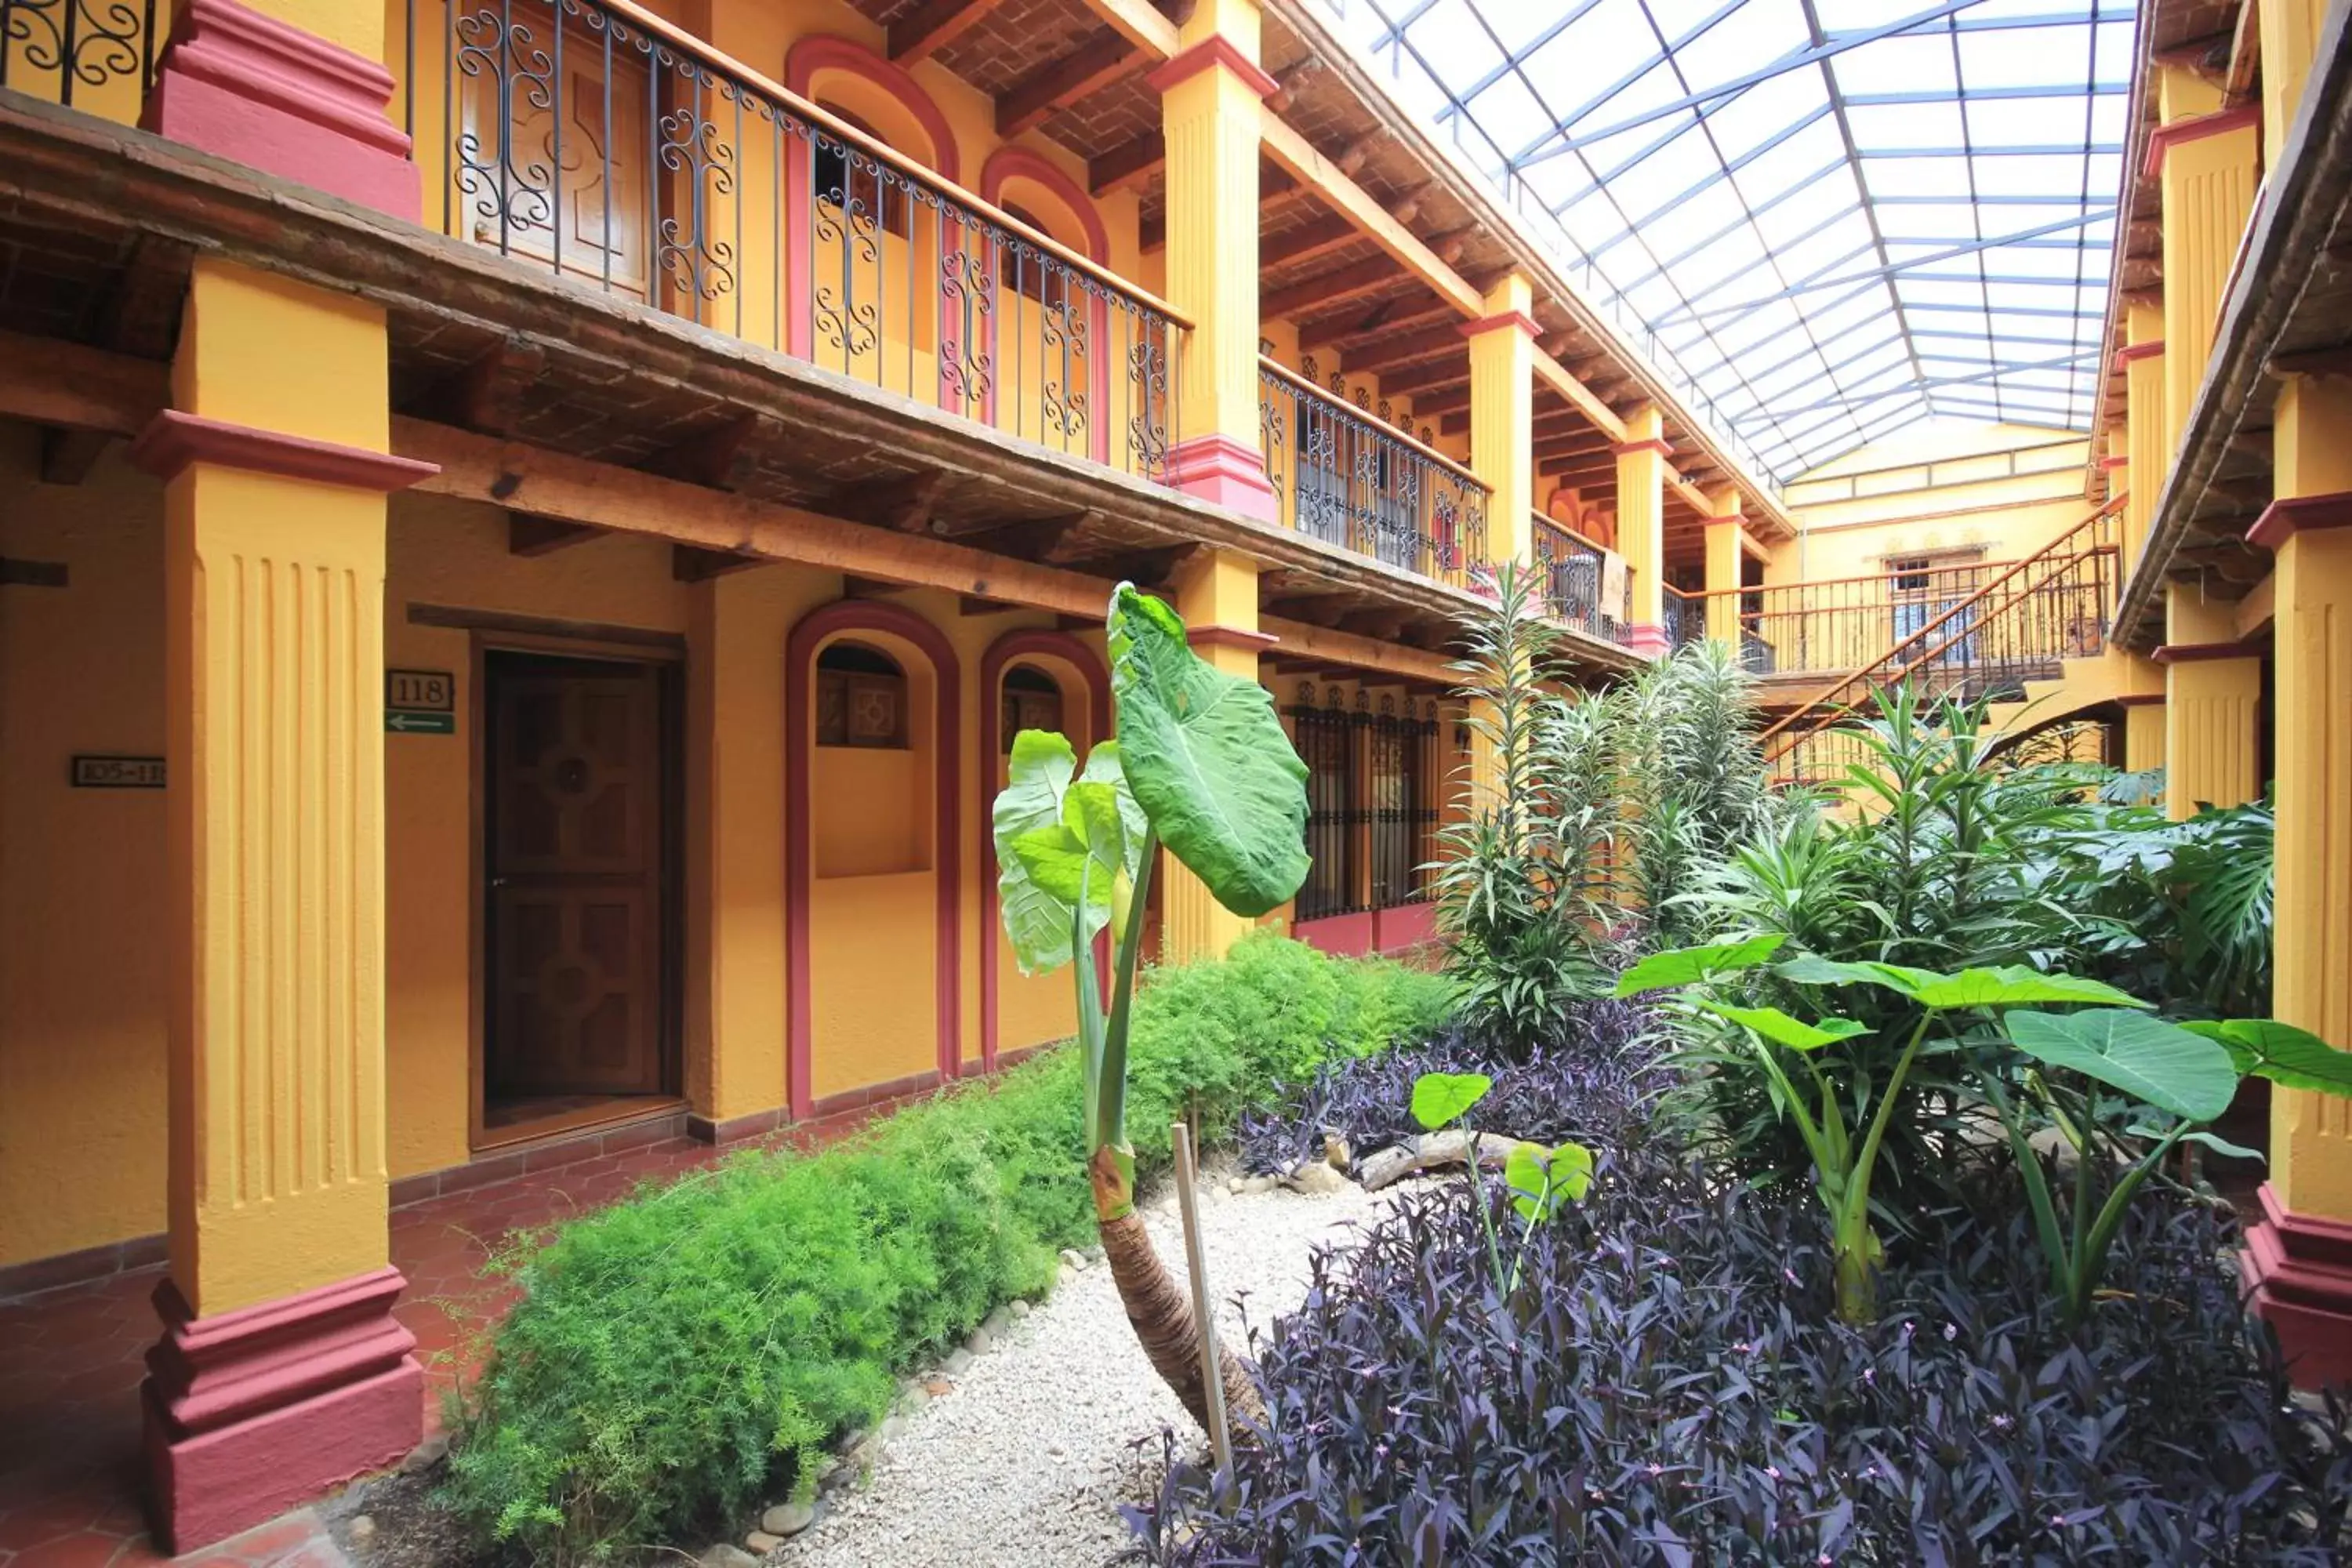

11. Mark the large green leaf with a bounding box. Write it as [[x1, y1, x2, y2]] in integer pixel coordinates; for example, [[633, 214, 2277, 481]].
[[1695, 1000, 1869, 1053], [2183, 1019, 2352, 1096], [2006, 1008, 2240, 1122], [1107, 584, 1308, 916], [993, 730, 1087, 974], [1612, 934, 1788, 996], [1774, 955, 1940, 996], [1906, 966, 2147, 1011], [1505, 1141, 1594, 1221], [1411, 1071, 1493, 1131]]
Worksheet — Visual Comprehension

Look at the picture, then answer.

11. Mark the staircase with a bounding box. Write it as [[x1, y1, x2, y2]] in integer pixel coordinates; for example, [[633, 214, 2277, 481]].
[[1757, 495, 2129, 789]]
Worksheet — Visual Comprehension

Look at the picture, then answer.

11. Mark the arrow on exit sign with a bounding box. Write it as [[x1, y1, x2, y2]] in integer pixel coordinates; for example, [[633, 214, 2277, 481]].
[[386, 710, 456, 735]]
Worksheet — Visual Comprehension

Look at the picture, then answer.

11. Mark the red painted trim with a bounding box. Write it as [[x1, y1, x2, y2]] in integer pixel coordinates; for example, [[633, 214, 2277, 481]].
[[1622, 622, 1673, 659], [2114, 339, 2166, 368], [2099, 454, 2129, 470], [785, 600, 963, 1120], [1370, 899, 1438, 953], [1610, 437, 1673, 459], [2241, 1181, 2352, 1390], [806, 1067, 943, 1122], [142, 1267, 422, 1552], [1145, 37, 1281, 100], [1294, 910, 1374, 957], [2152, 638, 2264, 664], [1186, 625, 1279, 652], [140, 0, 419, 220], [782, 36, 962, 368], [2248, 490, 2352, 551], [2143, 104, 2259, 179], [1458, 309, 1541, 340], [128, 410, 440, 492], [978, 630, 1112, 1073], [979, 147, 1110, 263], [785, 37, 962, 183], [1165, 433, 1279, 521]]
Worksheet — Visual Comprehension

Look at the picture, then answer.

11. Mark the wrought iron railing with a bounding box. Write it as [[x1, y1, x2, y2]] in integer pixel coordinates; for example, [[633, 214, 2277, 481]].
[[397, 0, 1183, 481], [1287, 682, 1439, 922], [1661, 585, 1702, 651], [1531, 515, 1631, 643], [1258, 357, 1489, 588], [0, 0, 158, 121], [1686, 559, 2009, 677], [1764, 497, 2125, 788]]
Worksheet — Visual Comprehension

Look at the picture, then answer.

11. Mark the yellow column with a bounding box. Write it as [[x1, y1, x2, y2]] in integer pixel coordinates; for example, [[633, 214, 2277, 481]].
[[1465, 274, 1537, 570], [2159, 581, 2262, 818], [2118, 300, 2166, 572], [1162, 549, 1266, 961], [2121, 699, 2166, 773], [1152, 0, 1279, 521], [2258, 0, 2328, 164], [2153, 67, 2259, 461], [1701, 487, 1744, 647], [132, 256, 427, 1549], [2245, 370, 2352, 1388], [1614, 405, 1668, 655]]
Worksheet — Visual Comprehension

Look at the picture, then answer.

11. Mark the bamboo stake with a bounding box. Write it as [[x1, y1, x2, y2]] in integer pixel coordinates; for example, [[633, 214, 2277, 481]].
[[1170, 1120, 1232, 1469]]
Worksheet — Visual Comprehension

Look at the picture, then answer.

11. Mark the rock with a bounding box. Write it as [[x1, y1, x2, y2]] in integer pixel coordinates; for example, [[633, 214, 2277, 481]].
[[944, 1348, 974, 1376], [397, 1433, 451, 1475], [762, 1502, 818, 1537], [982, 1305, 1013, 1338], [898, 1385, 931, 1414], [1283, 1161, 1352, 1196], [1007, 1298, 1031, 1319], [1059, 1247, 1087, 1271], [1324, 1131, 1352, 1170], [1227, 1174, 1247, 1193], [924, 1375, 953, 1396], [745, 1530, 783, 1554], [700, 1547, 760, 1568], [963, 1327, 995, 1357], [347, 1516, 376, 1546], [1084, 1243, 1105, 1262], [878, 1415, 905, 1443], [1047, 1441, 1068, 1458], [1240, 1173, 1280, 1195]]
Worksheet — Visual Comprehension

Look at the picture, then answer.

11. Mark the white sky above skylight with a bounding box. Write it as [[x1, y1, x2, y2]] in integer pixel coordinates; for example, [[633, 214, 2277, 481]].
[[1316, 0, 2134, 481]]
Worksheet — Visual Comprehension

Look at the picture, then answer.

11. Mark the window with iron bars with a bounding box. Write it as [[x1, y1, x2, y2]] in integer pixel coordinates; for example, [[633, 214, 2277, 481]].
[[1287, 684, 1440, 923]]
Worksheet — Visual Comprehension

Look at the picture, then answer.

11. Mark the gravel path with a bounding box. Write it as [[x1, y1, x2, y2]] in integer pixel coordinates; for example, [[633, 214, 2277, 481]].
[[774, 1171, 1388, 1568]]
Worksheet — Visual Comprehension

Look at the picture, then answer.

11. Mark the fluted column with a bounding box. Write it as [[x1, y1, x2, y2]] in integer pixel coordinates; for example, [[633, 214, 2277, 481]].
[[1152, 0, 1279, 521], [1701, 486, 1744, 648], [2118, 301, 2165, 572], [2152, 67, 2258, 462], [2157, 583, 2262, 819], [1465, 274, 1537, 570], [2244, 371, 2352, 1389], [1160, 549, 1270, 962], [1614, 405, 1669, 656], [2258, 0, 2328, 164], [131, 257, 434, 1551]]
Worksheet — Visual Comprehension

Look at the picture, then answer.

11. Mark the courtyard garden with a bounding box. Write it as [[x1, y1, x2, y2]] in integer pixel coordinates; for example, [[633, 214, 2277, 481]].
[[379, 575, 2351, 1566]]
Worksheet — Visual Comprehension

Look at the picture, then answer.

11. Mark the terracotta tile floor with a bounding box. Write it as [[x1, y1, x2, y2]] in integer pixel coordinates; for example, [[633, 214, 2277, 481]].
[[0, 1110, 884, 1567]]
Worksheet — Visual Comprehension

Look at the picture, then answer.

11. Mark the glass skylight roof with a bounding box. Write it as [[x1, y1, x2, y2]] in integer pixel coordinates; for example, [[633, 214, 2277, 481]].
[[1319, 0, 2134, 481]]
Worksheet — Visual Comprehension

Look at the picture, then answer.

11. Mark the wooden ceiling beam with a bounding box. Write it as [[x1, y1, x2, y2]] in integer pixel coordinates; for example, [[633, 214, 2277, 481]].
[[1258, 255, 1403, 320], [887, 0, 1003, 62], [508, 514, 601, 556], [828, 467, 950, 534], [643, 411, 777, 492], [1261, 213, 1362, 270], [1339, 321, 1466, 375], [1298, 293, 1450, 352], [672, 544, 764, 582], [1088, 130, 1164, 197], [996, 31, 1138, 139]]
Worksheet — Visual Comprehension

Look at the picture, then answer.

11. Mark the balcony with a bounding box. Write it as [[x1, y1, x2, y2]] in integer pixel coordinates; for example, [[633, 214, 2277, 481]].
[[394, 0, 1185, 485], [1258, 358, 1490, 590], [1531, 516, 1631, 644]]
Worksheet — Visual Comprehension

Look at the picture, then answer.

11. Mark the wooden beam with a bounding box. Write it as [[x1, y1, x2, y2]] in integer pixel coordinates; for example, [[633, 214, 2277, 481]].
[[976, 509, 1099, 564], [38, 426, 111, 486], [0, 328, 168, 435], [2269, 343, 2352, 379], [1069, 0, 1178, 57], [1261, 213, 1362, 270], [844, 573, 917, 597], [888, 0, 1001, 61], [1375, 359, 1469, 395], [997, 31, 1138, 139], [1259, 614, 1459, 684], [94, 234, 193, 360], [1336, 608, 1407, 641], [1410, 383, 1471, 417], [672, 544, 763, 582], [1258, 114, 1482, 318], [1260, 256, 1409, 320], [1301, 294, 1450, 353], [644, 412, 775, 491], [1087, 542, 1201, 586], [1088, 130, 1164, 196], [1339, 321, 1465, 374], [1533, 347, 1628, 442], [508, 514, 600, 556], [419, 336, 545, 437], [960, 594, 1018, 615], [829, 468, 950, 534], [397, 419, 1116, 619]]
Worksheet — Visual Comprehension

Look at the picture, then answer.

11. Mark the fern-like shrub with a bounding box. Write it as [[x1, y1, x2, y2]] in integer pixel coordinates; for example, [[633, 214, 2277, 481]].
[[441, 935, 1452, 1563]]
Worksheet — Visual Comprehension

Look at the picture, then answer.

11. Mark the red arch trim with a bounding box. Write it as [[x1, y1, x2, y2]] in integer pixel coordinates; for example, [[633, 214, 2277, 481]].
[[977, 146, 1110, 265], [785, 599, 964, 1120], [978, 630, 1112, 1073], [785, 35, 961, 182]]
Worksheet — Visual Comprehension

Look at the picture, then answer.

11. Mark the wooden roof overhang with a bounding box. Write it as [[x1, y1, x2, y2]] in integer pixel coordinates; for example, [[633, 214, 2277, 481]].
[[2110, 0, 2352, 649], [0, 91, 1641, 683]]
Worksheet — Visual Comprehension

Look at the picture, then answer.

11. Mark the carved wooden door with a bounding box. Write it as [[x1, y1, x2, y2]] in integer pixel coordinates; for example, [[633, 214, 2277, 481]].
[[486, 653, 666, 1097]]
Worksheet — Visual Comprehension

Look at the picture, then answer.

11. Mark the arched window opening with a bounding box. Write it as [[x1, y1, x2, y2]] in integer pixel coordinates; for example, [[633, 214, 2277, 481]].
[[812, 103, 912, 233], [1000, 664, 1065, 750]]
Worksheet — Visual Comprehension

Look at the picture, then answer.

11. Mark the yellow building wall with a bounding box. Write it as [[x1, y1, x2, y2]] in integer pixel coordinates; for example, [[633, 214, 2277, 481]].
[[0, 436, 172, 1269]]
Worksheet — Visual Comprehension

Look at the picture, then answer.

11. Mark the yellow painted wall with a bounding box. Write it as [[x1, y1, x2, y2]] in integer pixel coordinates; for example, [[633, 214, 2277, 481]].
[[0, 435, 171, 1269]]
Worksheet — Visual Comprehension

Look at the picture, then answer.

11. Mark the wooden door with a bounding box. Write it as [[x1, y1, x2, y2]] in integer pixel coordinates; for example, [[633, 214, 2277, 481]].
[[485, 652, 669, 1098]]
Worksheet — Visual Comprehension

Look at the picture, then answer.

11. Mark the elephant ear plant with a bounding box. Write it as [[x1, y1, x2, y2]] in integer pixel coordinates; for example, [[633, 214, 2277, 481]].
[[993, 583, 1308, 1436]]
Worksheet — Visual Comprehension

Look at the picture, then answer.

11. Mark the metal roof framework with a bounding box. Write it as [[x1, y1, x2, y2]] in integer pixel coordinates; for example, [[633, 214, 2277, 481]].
[[1322, 0, 2136, 481]]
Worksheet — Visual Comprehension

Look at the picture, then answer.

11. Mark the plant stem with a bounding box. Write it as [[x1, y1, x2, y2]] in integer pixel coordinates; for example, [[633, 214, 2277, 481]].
[[1092, 829, 1158, 1156], [1462, 1128, 1509, 1300], [1834, 1008, 1937, 1323]]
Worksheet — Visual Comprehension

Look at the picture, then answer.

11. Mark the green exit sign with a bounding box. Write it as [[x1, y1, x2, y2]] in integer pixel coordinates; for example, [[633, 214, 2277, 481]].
[[385, 710, 455, 735]]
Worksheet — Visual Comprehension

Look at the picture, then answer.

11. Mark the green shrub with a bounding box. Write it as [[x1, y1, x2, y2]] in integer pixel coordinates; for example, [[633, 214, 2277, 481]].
[[441, 935, 1450, 1563]]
